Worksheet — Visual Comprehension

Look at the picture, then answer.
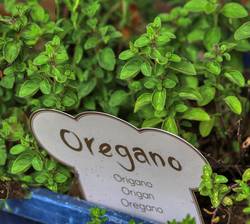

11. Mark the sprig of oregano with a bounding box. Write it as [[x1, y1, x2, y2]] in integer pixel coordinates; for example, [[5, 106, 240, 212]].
[[86, 207, 195, 224], [199, 164, 250, 223]]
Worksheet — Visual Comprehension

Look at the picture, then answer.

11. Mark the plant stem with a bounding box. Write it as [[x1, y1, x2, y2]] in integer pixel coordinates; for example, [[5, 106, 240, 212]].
[[55, 0, 60, 20], [73, 0, 80, 13]]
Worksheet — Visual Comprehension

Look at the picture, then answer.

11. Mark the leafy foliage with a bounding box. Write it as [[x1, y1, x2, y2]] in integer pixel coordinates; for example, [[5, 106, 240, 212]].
[[199, 165, 250, 223], [86, 208, 195, 224], [0, 109, 71, 192], [87, 207, 108, 224], [119, 0, 250, 146], [167, 215, 196, 224], [0, 0, 125, 193]]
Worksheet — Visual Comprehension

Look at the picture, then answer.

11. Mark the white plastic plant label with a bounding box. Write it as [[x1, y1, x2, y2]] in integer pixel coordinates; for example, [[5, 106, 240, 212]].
[[30, 109, 207, 224]]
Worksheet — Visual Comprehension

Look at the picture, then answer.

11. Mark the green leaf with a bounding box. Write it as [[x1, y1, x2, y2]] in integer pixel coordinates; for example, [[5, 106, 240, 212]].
[[151, 49, 168, 64], [21, 23, 41, 42], [179, 88, 202, 101], [163, 79, 177, 89], [42, 95, 57, 107], [40, 79, 52, 95], [153, 16, 161, 28], [31, 4, 45, 22], [199, 117, 215, 137], [78, 79, 97, 98], [0, 74, 15, 89], [184, 0, 208, 12], [84, 36, 99, 49], [223, 197, 233, 206], [152, 89, 166, 111], [84, 1, 100, 17], [62, 91, 78, 107], [203, 164, 213, 177], [175, 104, 188, 113], [144, 78, 158, 89], [128, 81, 142, 91], [51, 36, 60, 46], [211, 193, 220, 208], [187, 29, 205, 43], [33, 53, 49, 65], [234, 22, 250, 41], [205, 2, 217, 14], [109, 90, 128, 107], [224, 96, 242, 115], [73, 45, 83, 64], [52, 67, 63, 83], [170, 60, 196, 75], [169, 54, 181, 63], [243, 207, 250, 214], [243, 168, 250, 182], [134, 35, 150, 48], [163, 78, 177, 89], [214, 174, 228, 184], [204, 27, 221, 50], [134, 93, 152, 112], [3, 40, 22, 63], [156, 31, 175, 46], [54, 46, 69, 64], [11, 151, 34, 174], [0, 149, 7, 166], [120, 59, 141, 79], [141, 61, 152, 77], [224, 70, 245, 87], [54, 172, 68, 183], [235, 39, 250, 52], [181, 76, 198, 88], [45, 160, 57, 171], [98, 48, 116, 71], [198, 85, 216, 106], [3, 66, 15, 76], [142, 118, 162, 128], [84, 98, 96, 110], [19, 80, 40, 97], [32, 155, 43, 171], [163, 117, 178, 135], [182, 108, 210, 121], [221, 3, 248, 18], [206, 61, 221, 75], [235, 192, 247, 201], [10, 144, 26, 155], [119, 50, 135, 60], [35, 173, 48, 184]]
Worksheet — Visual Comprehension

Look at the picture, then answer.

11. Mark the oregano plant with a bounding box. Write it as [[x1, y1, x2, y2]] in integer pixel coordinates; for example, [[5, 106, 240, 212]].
[[0, 0, 124, 193], [86, 207, 195, 224], [199, 165, 250, 223], [119, 1, 250, 147]]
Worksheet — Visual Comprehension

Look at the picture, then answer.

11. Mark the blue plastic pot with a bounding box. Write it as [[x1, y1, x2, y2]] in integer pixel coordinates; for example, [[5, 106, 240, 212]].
[[243, 53, 250, 68], [0, 188, 156, 224]]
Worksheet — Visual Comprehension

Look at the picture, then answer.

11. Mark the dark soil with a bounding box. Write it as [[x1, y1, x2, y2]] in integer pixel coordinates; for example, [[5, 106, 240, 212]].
[[0, 181, 27, 199], [196, 191, 248, 224]]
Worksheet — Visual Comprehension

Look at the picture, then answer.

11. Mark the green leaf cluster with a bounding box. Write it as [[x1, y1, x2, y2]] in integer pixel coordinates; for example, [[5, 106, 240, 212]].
[[87, 207, 108, 224], [119, 0, 250, 147], [0, 110, 71, 193], [86, 207, 195, 224], [0, 0, 125, 193], [199, 165, 250, 222]]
